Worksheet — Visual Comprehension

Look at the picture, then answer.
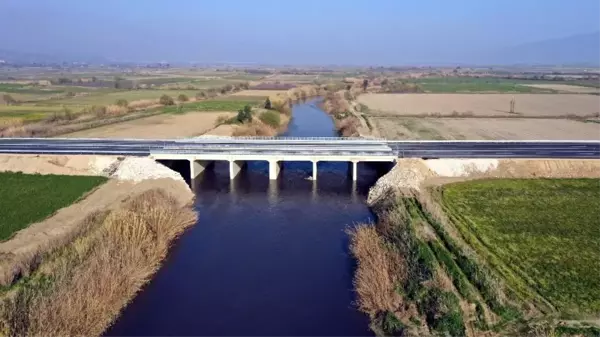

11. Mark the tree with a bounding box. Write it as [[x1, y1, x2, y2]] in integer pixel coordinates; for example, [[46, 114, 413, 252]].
[[196, 91, 206, 99], [381, 78, 389, 86], [236, 105, 253, 123], [159, 94, 175, 106], [362, 79, 369, 92], [1, 94, 16, 105], [264, 97, 272, 109], [177, 94, 189, 102]]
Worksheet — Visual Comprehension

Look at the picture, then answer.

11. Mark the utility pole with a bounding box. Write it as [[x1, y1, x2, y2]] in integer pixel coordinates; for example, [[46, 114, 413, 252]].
[[510, 96, 516, 114]]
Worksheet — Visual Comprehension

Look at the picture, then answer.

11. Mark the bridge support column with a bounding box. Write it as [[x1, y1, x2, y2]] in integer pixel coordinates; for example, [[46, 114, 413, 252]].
[[190, 160, 214, 179], [312, 161, 318, 181], [229, 160, 244, 180], [351, 161, 358, 181], [269, 160, 281, 180]]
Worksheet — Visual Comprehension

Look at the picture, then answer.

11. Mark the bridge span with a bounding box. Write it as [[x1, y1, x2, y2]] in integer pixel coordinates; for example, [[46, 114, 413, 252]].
[[0, 137, 598, 181]]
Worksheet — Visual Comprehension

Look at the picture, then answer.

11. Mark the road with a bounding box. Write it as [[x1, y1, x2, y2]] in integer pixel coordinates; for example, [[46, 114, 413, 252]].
[[0, 138, 598, 159]]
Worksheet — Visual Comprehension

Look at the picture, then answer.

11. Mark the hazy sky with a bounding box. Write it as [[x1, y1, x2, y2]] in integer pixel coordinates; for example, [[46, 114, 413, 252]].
[[1, 0, 599, 64]]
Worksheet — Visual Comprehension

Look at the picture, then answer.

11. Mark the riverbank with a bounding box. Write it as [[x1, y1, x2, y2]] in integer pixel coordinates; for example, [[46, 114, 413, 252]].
[[0, 155, 196, 336], [350, 158, 600, 336]]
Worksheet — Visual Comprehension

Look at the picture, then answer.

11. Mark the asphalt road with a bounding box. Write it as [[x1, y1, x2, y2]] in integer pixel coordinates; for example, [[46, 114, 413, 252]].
[[0, 138, 598, 159]]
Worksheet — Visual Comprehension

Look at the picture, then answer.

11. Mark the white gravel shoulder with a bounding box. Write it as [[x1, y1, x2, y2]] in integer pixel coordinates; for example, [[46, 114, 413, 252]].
[[112, 157, 186, 184]]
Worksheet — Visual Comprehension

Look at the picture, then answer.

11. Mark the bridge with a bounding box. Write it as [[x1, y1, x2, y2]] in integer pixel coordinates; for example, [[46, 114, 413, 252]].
[[0, 137, 598, 181]]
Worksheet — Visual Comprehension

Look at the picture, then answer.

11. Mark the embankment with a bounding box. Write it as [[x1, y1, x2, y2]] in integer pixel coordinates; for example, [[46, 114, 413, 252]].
[[0, 155, 196, 336], [321, 87, 379, 138], [349, 158, 600, 336]]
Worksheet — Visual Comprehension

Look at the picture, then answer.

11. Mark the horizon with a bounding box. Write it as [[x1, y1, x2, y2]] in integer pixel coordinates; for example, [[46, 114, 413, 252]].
[[1, 0, 599, 65]]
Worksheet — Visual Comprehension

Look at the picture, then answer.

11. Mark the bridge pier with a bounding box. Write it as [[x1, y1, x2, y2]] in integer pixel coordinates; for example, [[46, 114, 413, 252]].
[[229, 160, 245, 180], [190, 160, 214, 179], [268, 160, 281, 180], [312, 160, 318, 180], [350, 160, 358, 181]]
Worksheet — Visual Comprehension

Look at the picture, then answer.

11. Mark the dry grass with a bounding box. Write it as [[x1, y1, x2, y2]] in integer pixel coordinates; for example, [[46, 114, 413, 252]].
[[231, 90, 287, 97], [347, 225, 406, 317], [359, 93, 600, 117], [0, 189, 197, 337]]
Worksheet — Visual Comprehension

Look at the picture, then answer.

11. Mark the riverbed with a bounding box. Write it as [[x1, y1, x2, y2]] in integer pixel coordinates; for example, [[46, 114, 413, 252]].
[[106, 100, 385, 336]]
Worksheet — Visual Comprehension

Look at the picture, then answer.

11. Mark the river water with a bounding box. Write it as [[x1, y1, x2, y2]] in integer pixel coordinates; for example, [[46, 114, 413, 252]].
[[106, 99, 386, 336]]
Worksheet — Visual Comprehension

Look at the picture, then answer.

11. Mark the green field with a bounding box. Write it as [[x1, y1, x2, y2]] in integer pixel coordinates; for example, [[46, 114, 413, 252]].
[[442, 178, 600, 316], [0, 172, 107, 241], [406, 77, 563, 93], [161, 98, 263, 113]]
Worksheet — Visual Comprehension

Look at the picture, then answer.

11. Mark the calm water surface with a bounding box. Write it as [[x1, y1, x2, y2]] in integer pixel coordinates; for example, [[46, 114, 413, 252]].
[[106, 99, 383, 336]]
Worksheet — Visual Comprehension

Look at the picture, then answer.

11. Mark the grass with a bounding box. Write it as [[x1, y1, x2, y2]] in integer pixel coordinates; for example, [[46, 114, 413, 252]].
[[0, 189, 197, 336], [406, 77, 560, 93], [442, 178, 600, 317], [162, 99, 262, 113], [0, 172, 107, 241]]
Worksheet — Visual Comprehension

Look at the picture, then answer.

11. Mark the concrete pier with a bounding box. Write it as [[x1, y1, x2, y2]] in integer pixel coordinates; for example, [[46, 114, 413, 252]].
[[269, 160, 281, 180], [312, 161, 318, 180], [229, 160, 245, 180], [190, 160, 214, 179]]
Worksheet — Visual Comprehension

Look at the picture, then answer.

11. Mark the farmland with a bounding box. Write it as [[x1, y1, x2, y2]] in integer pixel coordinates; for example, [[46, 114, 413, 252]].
[[442, 178, 600, 317], [0, 172, 107, 240], [64, 111, 235, 138], [371, 117, 600, 140], [404, 76, 600, 93], [358, 93, 600, 117], [358, 93, 600, 140]]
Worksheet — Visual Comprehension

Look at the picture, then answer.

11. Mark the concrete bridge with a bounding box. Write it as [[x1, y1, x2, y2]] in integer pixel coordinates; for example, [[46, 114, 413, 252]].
[[0, 137, 598, 181]]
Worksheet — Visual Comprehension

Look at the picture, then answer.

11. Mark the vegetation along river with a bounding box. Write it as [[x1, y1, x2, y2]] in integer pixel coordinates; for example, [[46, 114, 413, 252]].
[[106, 99, 390, 336]]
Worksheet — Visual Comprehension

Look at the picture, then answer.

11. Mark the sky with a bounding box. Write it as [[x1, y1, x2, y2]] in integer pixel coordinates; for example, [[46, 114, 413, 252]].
[[1, 0, 599, 65]]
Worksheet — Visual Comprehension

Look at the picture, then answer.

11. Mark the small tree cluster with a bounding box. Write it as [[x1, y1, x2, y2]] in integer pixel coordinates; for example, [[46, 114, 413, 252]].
[[159, 94, 175, 106], [236, 105, 253, 123]]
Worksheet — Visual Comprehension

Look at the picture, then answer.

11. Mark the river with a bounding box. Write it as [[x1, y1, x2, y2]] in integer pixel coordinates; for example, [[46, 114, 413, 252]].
[[106, 99, 386, 336]]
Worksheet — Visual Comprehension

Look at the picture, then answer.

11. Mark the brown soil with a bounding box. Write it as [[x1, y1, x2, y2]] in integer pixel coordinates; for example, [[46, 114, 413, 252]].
[[359, 93, 600, 117], [372, 117, 600, 140], [0, 154, 117, 176], [63, 111, 235, 138], [522, 84, 600, 94]]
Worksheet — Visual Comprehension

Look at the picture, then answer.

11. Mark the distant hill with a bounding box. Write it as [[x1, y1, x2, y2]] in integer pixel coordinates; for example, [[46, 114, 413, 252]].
[[492, 31, 600, 66]]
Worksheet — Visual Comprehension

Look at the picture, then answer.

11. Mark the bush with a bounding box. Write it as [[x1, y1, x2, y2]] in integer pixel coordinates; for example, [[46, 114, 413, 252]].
[[91, 105, 107, 117], [1, 94, 16, 105], [177, 94, 189, 102], [259, 110, 280, 128], [159, 94, 175, 106], [196, 91, 206, 99], [264, 97, 272, 109], [115, 99, 129, 107], [236, 105, 253, 124]]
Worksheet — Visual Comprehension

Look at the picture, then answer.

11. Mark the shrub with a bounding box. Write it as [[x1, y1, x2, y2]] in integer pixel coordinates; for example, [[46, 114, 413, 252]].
[[196, 91, 206, 99], [264, 97, 272, 109], [236, 105, 253, 124], [259, 110, 280, 128], [1, 94, 16, 105], [159, 94, 175, 106], [115, 99, 129, 107], [91, 105, 107, 117], [177, 94, 189, 102]]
